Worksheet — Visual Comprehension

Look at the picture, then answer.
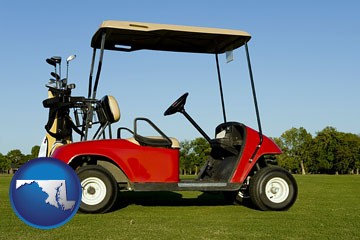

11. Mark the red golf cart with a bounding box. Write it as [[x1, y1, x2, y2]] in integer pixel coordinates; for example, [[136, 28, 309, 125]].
[[41, 21, 297, 213]]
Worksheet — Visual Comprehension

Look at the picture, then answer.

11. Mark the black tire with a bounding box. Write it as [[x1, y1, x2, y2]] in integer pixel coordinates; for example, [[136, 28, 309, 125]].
[[77, 165, 118, 214], [249, 166, 297, 211]]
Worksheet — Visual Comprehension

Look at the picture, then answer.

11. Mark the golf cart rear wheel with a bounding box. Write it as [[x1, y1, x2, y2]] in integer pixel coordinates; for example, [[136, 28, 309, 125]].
[[249, 166, 297, 211], [77, 165, 118, 214]]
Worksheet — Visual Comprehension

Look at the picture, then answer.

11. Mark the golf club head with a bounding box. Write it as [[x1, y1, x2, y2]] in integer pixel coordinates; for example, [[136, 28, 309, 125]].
[[49, 78, 56, 83], [51, 72, 60, 80], [61, 78, 67, 88], [66, 55, 76, 63], [67, 83, 76, 90], [46, 58, 57, 67], [51, 56, 62, 64]]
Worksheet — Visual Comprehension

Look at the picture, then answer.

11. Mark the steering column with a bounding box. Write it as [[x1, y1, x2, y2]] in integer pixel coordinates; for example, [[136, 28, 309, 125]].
[[164, 93, 211, 143]]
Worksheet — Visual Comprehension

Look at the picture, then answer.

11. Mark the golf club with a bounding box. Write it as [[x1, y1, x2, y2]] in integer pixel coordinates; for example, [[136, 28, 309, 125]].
[[51, 72, 60, 80], [66, 54, 76, 81], [51, 56, 62, 79]]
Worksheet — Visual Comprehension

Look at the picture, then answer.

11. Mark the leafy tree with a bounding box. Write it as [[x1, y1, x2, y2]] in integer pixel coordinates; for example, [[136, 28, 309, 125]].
[[310, 127, 348, 174], [0, 153, 11, 173], [310, 127, 335, 173], [180, 140, 193, 175], [191, 138, 211, 174], [0, 145, 41, 173], [274, 127, 312, 174], [338, 133, 360, 174], [6, 149, 25, 166], [180, 138, 210, 175], [23, 154, 34, 164], [19, 145, 41, 164], [31, 145, 40, 158], [353, 134, 360, 174]]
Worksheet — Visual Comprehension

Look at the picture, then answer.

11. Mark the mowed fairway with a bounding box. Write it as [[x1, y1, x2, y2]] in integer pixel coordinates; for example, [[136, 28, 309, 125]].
[[1, 175, 359, 240]]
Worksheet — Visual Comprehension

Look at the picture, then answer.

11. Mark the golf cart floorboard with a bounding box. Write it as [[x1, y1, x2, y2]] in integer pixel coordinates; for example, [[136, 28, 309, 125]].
[[131, 181, 242, 192]]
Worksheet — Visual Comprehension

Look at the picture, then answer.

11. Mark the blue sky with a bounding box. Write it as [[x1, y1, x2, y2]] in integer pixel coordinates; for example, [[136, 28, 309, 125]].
[[0, 1, 359, 154]]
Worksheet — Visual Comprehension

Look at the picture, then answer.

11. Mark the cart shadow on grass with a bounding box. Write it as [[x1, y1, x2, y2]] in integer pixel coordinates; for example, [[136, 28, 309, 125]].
[[111, 191, 255, 212]]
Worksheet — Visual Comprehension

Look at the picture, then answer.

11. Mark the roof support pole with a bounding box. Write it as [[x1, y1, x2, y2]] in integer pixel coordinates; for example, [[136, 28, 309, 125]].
[[245, 42, 263, 161], [87, 48, 97, 99], [215, 54, 227, 123], [83, 32, 106, 140], [82, 48, 97, 141], [245, 43, 262, 138], [92, 31, 106, 99]]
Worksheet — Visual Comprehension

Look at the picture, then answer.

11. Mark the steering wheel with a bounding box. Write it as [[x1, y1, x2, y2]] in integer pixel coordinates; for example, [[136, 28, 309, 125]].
[[164, 92, 189, 116]]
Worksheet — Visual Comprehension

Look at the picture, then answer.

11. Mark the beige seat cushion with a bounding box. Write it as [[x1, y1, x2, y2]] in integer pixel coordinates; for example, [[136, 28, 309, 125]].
[[105, 95, 120, 122], [126, 136, 180, 149]]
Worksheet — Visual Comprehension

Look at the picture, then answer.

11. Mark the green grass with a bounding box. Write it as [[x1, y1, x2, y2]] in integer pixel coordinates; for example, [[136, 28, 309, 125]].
[[1, 174, 360, 240]]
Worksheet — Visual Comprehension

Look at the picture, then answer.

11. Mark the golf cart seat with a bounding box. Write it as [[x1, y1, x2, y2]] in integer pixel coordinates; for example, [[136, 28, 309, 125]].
[[126, 136, 180, 149], [117, 118, 180, 149], [98, 95, 120, 124], [100, 96, 179, 148], [93, 95, 120, 139], [210, 122, 244, 158]]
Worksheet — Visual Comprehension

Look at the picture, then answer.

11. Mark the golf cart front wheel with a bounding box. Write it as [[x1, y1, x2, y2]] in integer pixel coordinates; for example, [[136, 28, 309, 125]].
[[77, 165, 118, 214], [249, 166, 297, 211]]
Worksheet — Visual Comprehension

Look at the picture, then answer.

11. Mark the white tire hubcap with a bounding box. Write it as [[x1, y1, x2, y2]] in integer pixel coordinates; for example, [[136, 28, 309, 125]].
[[81, 177, 107, 205], [265, 177, 289, 203]]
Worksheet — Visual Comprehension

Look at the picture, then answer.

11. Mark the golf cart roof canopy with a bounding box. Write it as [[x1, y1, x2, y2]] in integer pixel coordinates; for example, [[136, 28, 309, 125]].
[[91, 20, 251, 54]]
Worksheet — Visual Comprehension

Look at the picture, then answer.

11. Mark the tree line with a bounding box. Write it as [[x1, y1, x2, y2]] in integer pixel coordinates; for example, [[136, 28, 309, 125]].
[[273, 127, 360, 175], [0, 146, 40, 174], [1, 126, 359, 175]]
